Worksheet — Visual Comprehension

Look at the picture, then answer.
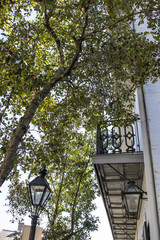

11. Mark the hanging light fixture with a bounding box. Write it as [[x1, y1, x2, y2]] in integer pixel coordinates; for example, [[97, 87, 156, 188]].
[[123, 181, 142, 218]]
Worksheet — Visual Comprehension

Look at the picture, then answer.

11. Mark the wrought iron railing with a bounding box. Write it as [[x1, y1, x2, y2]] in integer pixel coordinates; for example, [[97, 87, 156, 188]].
[[97, 120, 142, 154]]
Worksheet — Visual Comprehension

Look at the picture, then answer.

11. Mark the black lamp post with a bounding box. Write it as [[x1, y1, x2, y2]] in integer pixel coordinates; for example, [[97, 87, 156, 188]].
[[28, 168, 52, 240], [123, 181, 142, 219]]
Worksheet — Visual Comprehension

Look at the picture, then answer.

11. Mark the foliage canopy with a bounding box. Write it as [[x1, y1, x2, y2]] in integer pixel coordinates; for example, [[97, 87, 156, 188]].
[[0, 0, 159, 197]]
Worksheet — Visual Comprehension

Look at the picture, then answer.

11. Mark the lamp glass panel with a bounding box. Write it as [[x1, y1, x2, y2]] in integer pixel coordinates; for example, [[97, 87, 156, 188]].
[[125, 193, 140, 214], [30, 185, 45, 205], [41, 188, 50, 206]]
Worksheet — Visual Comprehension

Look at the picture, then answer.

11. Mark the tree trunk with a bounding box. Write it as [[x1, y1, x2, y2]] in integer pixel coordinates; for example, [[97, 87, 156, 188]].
[[0, 78, 61, 186]]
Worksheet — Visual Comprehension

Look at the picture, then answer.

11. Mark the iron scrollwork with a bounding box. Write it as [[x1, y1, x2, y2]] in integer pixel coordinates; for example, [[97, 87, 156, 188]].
[[124, 125, 135, 153], [112, 127, 122, 153], [97, 120, 140, 154]]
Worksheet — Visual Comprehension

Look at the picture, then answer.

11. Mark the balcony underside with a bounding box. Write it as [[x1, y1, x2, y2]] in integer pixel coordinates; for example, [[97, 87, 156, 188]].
[[92, 152, 144, 240]]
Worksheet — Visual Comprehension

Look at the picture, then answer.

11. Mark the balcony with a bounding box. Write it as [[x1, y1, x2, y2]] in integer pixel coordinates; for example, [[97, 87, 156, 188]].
[[92, 120, 144, 240], [97, 119, 142, 153]]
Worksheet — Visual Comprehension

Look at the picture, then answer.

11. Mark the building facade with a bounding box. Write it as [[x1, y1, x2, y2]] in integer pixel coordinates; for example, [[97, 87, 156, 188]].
[[92, 11, 160, 239], [92, 82, 160, 240]]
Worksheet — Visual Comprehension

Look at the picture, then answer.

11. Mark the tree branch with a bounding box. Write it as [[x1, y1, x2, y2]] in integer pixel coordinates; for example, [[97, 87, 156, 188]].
[[71, 163, 88, 233], [85, 7, 158, 39], [0, 87, 14, 124], [62, 226, 86, 240], [0, 77, 62, 186], [64, 13, 88, 76], [111, 7, 157, 26], [44, 7, 65, 67], [50, 170, 65, 226]]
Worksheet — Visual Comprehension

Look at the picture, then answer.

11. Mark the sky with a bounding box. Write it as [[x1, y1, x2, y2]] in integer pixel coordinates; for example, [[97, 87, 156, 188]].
[[0, 180, 113, 240]]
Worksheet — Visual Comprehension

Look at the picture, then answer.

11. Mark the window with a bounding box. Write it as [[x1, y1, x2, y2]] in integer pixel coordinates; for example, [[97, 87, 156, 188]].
[[143, 221, 150, 240]]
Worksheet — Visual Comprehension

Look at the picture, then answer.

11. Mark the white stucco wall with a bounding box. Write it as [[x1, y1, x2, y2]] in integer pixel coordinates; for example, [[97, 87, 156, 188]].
[[143, 81, 160, 220], [134, 13, 160, 239], [135, 173, 148, 240], [137, 83, 160, 240]]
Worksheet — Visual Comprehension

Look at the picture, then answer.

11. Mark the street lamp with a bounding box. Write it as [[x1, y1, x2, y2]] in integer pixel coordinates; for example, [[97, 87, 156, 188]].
[[28, 168, 52, 240], [123, 181, 142, 219]]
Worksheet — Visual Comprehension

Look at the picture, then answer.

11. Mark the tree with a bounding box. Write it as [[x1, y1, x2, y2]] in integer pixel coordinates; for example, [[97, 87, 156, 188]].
[[7, 126, 100, 239], [0, 0, 159, 186], [43, 138, 99, 240]]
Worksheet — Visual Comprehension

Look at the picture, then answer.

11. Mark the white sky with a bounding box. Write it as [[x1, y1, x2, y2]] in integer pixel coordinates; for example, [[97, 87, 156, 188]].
[[0, 180, 113, 240]]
